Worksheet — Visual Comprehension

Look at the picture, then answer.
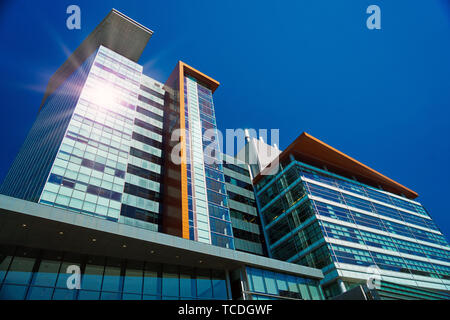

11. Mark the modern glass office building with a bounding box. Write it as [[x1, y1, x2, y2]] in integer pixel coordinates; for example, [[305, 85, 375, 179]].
[[2, 8, 448, 301], [1, 44, 165, 232], [183, 75, 234, 248], [253, 132, 450, 299], [0, 9, 324, 300], [162, 61, 235, 249]]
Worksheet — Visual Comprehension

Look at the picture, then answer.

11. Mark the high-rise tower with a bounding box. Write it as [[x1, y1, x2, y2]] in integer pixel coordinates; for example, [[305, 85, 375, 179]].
[[0, 10, 324, 300], [162, 62, 234, 249]]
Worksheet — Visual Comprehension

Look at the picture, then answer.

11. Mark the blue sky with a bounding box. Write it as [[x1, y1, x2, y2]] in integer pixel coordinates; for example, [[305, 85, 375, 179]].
[[0, 0, 449, 239]]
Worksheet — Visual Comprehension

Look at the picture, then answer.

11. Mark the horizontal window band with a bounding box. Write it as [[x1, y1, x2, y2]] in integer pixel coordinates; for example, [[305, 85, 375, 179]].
[[120, 203, 160, 225], [47, 173, 122, 202], [129, 147, 162, 165], [232, 228, 264, 243], [138, 94, 164, 110], [140, 85, 165, 100], [136, 106, 164, 123], [127, 164, 161, 183], [132, 132, 163, 150], [123, 182, 161, 202], [134, 118, 163, 136]]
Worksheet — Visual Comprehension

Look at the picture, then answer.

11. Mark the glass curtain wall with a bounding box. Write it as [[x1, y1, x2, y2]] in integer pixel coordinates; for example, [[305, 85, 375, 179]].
[[0, 246, 229, 300], [184, 76, 234, 249], [245, 267, 323, 300]]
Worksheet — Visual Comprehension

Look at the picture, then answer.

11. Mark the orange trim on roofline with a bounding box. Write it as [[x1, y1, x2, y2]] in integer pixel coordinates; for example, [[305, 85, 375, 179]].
[[253, 132, 418, 199], [179, 61, 220, 93]]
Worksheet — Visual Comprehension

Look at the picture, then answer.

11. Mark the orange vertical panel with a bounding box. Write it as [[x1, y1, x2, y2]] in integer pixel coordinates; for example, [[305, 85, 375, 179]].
[[179, 63, 190, 239]]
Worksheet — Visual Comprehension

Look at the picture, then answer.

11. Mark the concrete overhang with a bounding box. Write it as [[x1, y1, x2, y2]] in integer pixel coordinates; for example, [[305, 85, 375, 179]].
[[39, 9, 153, 110], [0, 195, 323, 279]]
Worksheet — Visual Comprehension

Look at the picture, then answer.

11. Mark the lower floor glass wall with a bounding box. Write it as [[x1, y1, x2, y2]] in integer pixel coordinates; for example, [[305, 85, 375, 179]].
[[245, 267, 323, 300], [0, 245, 228, 300]]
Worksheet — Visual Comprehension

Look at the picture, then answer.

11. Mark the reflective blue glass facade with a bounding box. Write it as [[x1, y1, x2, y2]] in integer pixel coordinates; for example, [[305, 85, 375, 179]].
[[0, 46, 167, 233], [37, 47, 164, 233], [0, 10, 326, 302], [0, 245, 228, 300], [254, 158, 450, 297], [245, 267, 323, 300], [0, 53, 96, 202], [184, 76, 234, 249], [38, 46, 142, 221], [120, 74, 165, 231]]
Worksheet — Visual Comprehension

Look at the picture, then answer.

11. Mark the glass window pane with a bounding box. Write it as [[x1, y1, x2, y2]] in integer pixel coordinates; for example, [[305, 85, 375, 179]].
[[196, 269, 212, 298], [32, 259, 61, 287], [102, 259, 122, 292], [78, 290, 100, 300], [162, 265, 179, 297], [180, 266, 196, 298], [124, 261, 143, 294], [82, 257, 105, 291], [263, 270, 278, 295], [143, 262, 161, 296], [248, 268, 265, 293], [212, 270, 228, 299], [286, 275, 299, 293], [4, 257, 35, 285], [275, 273, 288, 291], [308, 283, 322, 300], [0, 284, 28, 300], [26, 286, 53, 300], [123, 293, 141, 300], [52, 288, 77, 300], [297, 280, 311, 300], [0, 255, 12, 283], [101, 291, 121, 300]]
